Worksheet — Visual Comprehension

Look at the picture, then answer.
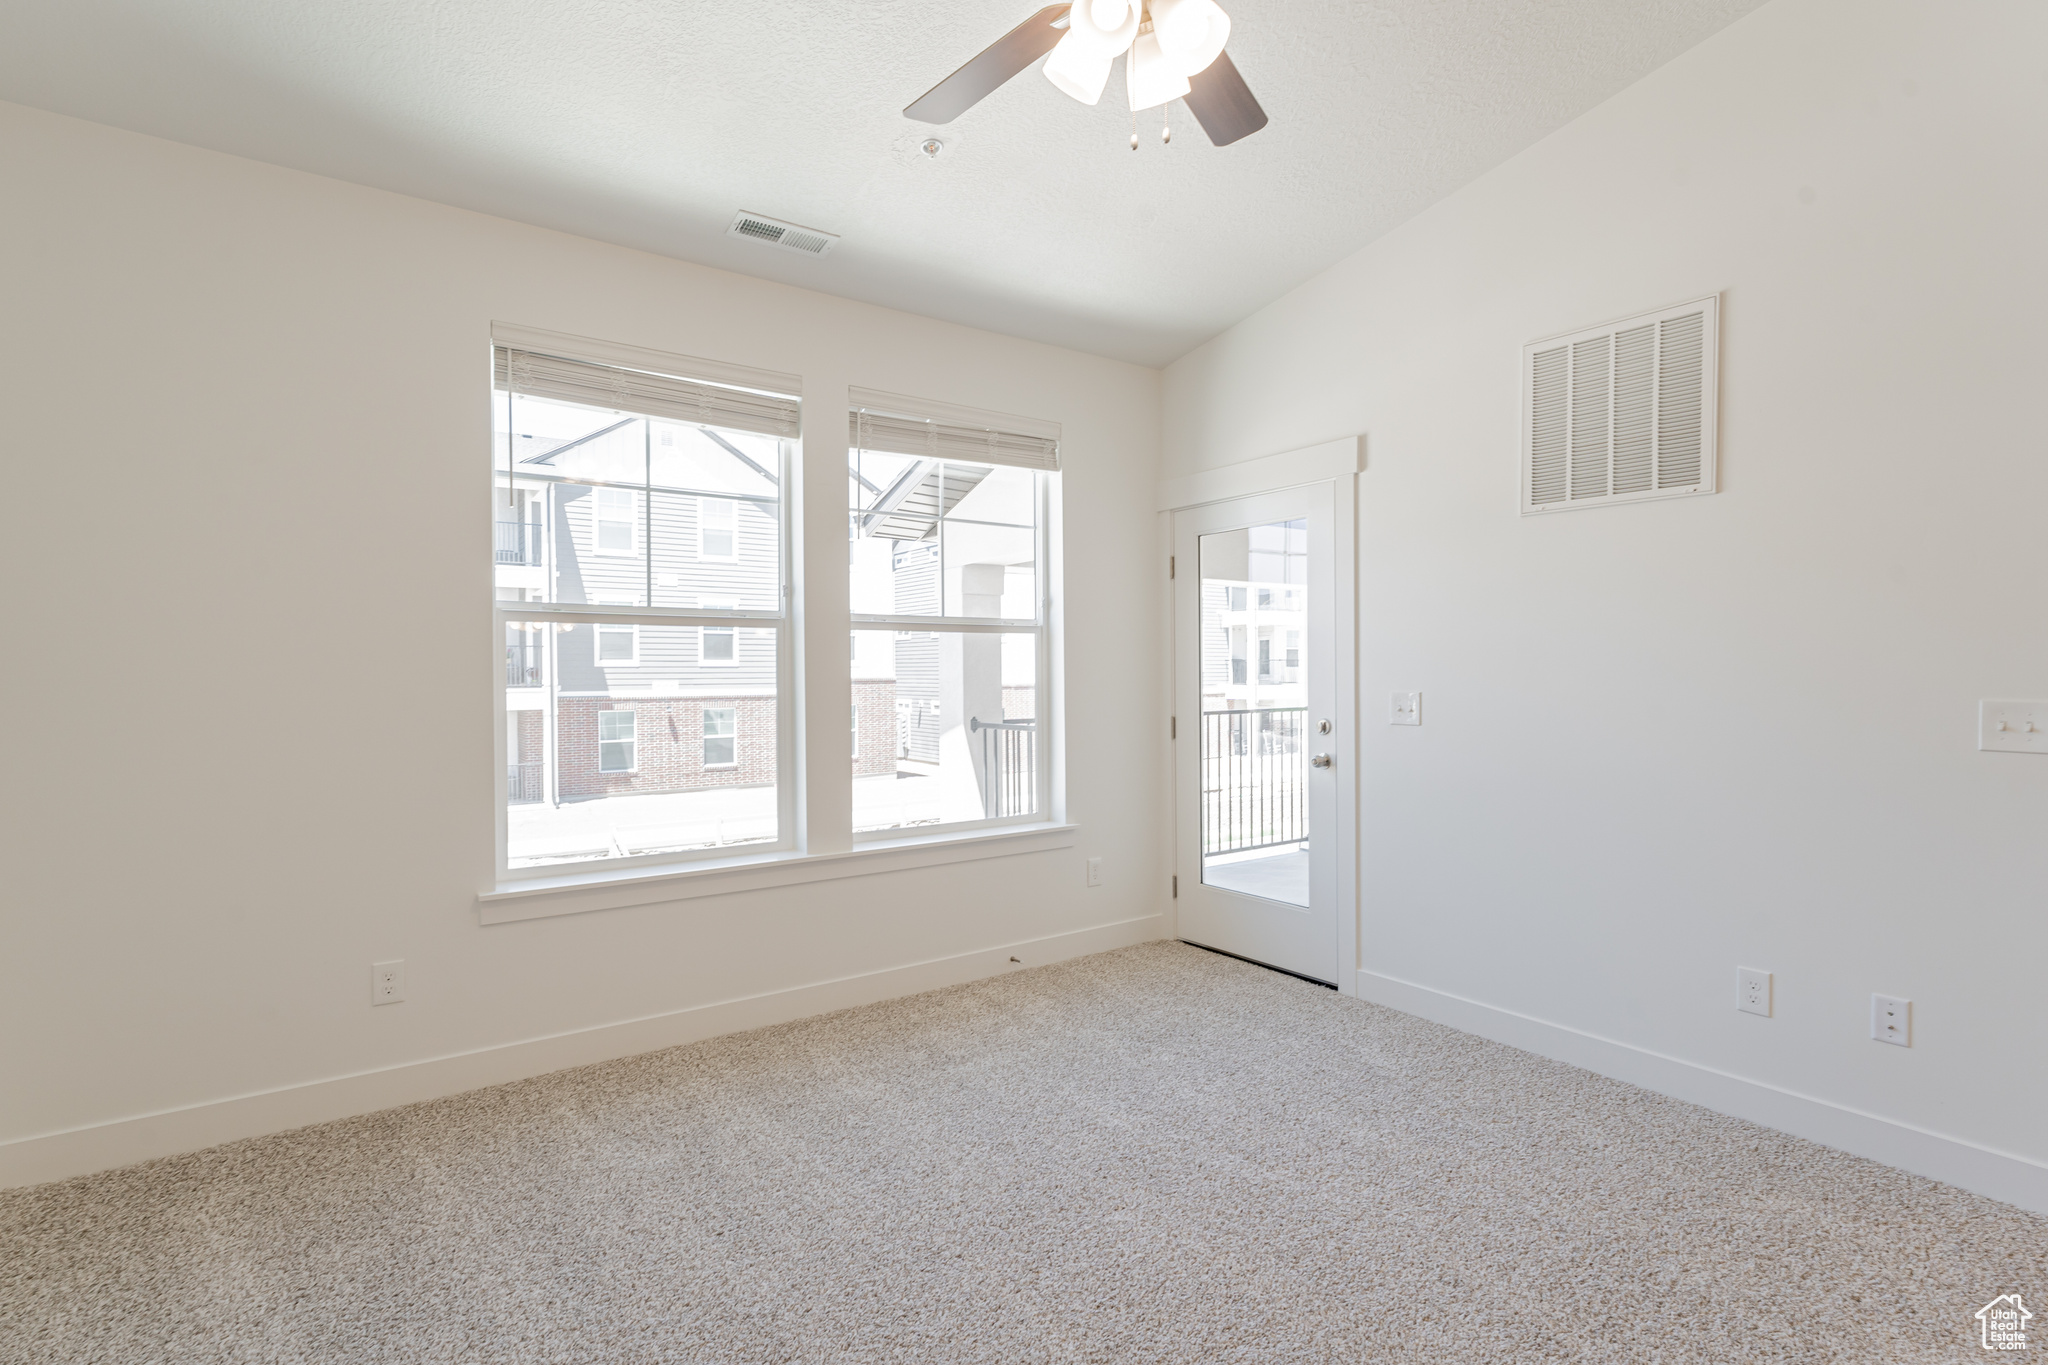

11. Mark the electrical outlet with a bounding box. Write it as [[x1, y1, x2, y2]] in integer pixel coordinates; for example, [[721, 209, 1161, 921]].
[[1086, 856, 1102, 887], [1391, 692, 1421, 725], [1871, 994, 1910, 1047], [1736, 967, 1772, 1017], [372, 959, 406, 1006]]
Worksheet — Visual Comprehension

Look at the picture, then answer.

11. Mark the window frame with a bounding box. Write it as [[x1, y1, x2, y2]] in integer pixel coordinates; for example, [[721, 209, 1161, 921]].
[[696, 495, 739, 562], [847, 460, 1055, 843], [592, 486, 640, 557], [490, 329, 1068, 901], [702, 705, 738, 770], [597, 708, 638, 773]]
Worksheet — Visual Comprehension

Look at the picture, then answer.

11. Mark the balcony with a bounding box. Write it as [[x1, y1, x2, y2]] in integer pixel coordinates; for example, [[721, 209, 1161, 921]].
[[506, 636, 543, 688], [970, 716, 1036, 819], [507, 761, 544, 804], [1200, 707, 1305, 855], [495, 520, 543, 566]]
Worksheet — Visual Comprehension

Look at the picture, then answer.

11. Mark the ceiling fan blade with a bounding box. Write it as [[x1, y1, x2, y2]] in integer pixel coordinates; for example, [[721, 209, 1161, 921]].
[[904, 5, 1071, 124], [1184, 49, 1268, 146]]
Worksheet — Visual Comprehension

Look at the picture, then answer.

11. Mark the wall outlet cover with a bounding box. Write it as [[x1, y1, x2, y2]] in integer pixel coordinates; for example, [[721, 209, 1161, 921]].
[[1085, 856, 1103, 887], [1737, 966, 1772, 1017], [1391, 692, 1422, 725], [372, 959, 406, 1006], [1871, 993, 1910, 1046]]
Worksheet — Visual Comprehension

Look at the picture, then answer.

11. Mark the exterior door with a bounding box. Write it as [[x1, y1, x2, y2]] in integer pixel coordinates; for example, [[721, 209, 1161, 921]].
[[1173, 484, 1338, 984]]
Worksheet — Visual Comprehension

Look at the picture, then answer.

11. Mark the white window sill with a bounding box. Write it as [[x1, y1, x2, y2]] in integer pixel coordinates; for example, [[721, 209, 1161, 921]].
[[477, 822, 1078, 926]]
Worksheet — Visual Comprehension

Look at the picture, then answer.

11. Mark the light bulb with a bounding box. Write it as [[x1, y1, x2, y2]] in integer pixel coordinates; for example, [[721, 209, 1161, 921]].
[[1089, 0, 1131, 29], [1125, 28, 1191, 111], [1043, 30, 1113, 104], [1064, 0, 1139, 57], [1148, 0, 1230, 77]]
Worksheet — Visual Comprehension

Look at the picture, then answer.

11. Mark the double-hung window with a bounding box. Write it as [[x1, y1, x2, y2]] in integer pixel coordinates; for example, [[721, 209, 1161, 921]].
[[848, 392, 1057, 836], [493, 332, 795, 874], [491, 335, 1062, 892]]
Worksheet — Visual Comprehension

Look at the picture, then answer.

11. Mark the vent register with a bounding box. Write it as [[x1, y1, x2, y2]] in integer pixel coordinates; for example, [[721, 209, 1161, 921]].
[[727, 211, 840, 256], [1522, 296, 1718, 514]]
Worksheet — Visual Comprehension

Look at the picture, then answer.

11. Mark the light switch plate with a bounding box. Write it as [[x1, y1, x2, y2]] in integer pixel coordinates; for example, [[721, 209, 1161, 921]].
[[1391, 692, 1421, 725], [1871, 993, 1910, 1047], [1979, 700, 2048, 754], [1737, 967, 1771, 1017]]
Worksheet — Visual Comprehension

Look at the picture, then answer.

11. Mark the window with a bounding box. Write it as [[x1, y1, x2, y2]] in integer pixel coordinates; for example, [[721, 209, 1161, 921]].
[[594, 488, 637, 555], [598, 710, 637, 772], [849, 393, 1056, 836], [1285, 630, 1300, 671], [1257, 632, 1273, 680], [1227, 586, 1246, 612], [490, 338, 1060, 887], [595, 620, 638, 666], [703, 706, 737, 768], [494, 331, 794, 874], [698, 497, 737, 560]]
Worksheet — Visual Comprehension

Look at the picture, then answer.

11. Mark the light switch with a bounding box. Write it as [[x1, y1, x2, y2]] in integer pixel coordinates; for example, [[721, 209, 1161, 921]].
[[1391, 692, 1421, 725], [1979, 700, 2048, 754]]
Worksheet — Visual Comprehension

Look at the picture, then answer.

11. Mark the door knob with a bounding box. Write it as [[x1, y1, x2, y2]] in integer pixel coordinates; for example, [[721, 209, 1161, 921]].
[[1311, 753, 1333, 768]]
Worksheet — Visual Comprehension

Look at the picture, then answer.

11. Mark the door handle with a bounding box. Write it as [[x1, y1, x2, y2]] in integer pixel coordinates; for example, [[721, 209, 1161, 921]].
[[1311, 753, 1333, 769]]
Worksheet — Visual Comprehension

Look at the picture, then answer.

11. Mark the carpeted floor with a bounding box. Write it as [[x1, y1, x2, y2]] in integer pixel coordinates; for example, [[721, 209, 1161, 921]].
[[2, 942, 2042, 1363]]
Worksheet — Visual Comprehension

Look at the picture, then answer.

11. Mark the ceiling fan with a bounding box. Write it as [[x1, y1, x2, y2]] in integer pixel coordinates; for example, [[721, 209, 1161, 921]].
[[904, 0, 1267, 148]]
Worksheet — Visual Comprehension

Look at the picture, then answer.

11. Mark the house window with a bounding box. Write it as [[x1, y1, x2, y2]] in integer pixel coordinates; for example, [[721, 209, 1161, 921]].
[[1258, 633, 1273, 680], [594, 488, 637, 555], [703, 707, 737, 768], [598, 710, 636, 772], [1285, 631, 1300, 671], [849, 396, 1057, 835], [495, 332, 793, 875], [596, 620, 638, 666], [698, 497, 737, 560], [1227, 586, 1246, 612]]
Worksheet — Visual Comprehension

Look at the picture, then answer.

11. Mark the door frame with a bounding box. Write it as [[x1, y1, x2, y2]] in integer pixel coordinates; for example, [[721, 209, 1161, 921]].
[[1162, 465, 1358, 996]]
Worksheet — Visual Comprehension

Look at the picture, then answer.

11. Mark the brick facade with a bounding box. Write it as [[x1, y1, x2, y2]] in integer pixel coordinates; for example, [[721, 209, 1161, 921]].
[[557, 695, 777, 800]]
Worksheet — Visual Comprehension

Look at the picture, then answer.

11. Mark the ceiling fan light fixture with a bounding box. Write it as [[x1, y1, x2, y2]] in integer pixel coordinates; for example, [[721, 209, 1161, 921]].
[[1043, 30, 1113, 104], [1151, 0, 1230, 76], [1125, 28, 1191, 111], [1064, 0, 1139, 57]]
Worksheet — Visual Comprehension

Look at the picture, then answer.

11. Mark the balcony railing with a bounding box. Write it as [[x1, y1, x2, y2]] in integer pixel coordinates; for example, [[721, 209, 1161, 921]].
[[507, 761, 543, 804], [1201, 707, 1306, 855], [506, 636, 543, 687], [970, 716, 1036, 819], [495, 520, 543, 566]]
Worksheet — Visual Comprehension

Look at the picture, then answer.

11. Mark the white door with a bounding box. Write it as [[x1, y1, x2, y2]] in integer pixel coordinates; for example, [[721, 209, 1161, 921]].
[[1173, 485, 1339, 984]]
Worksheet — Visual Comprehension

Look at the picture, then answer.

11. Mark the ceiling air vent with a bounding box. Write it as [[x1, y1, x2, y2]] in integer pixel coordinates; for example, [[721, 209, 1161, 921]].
[[727, 211, 839, 257], [1522, 295, 1718, 514]]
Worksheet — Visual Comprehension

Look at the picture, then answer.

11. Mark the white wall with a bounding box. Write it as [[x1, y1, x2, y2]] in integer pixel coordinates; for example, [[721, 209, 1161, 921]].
[[1163, 0, 2048, 1208], [0, 101, 1163, 1184]]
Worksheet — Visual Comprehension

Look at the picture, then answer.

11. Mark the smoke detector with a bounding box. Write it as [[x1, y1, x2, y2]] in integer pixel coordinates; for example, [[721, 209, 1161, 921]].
[[727, 211, 839, 257]]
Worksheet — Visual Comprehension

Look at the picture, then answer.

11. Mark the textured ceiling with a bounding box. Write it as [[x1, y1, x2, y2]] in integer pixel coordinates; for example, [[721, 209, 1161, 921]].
[[0, 0, 1765, 365]]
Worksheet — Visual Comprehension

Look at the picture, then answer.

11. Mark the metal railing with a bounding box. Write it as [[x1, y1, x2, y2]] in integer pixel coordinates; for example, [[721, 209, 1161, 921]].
[[505, 636, 543, 687], [495, 520, 543, 565], [1201, 707, 1306, 855], [970, 716, 1036, 819], [507, 761, 543, 804]]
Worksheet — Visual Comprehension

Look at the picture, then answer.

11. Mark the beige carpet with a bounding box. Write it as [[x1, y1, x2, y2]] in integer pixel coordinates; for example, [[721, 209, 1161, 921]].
[[2, 942, 2042, 1363]]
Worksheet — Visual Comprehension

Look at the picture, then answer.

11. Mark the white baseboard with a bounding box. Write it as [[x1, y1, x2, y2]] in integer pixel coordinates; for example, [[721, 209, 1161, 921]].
[[1356, 968, 2048, 1216], [0, 916, 1165, 1191]]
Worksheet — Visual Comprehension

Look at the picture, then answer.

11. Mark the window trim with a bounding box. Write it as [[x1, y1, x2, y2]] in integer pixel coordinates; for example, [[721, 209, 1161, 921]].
[[696, 495, 739, 562], [848, 464, 1054, 844], [597, 708, 638, 773], [591, 486, 640, 557], [594, 619, 640, 668], [702, 705, 738, 770]]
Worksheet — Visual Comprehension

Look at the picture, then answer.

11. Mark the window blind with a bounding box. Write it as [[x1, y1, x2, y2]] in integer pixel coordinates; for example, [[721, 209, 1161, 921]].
[[494, 346, 800, 439], [848, 409, 1060, 472]]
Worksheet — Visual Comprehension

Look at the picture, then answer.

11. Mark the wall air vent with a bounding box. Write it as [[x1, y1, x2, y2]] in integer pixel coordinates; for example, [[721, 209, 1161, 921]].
[[1521, 295, 1718, 514], [727, 211, 840, 257]]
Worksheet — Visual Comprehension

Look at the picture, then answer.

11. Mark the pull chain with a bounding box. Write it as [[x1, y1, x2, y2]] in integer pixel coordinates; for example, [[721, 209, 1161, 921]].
[[1130, 103, 1138, 152], [1163, 104, 1171, 145]]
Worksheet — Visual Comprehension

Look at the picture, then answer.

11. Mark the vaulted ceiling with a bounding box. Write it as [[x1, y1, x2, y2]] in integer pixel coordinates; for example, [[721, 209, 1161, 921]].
[[0, 0, 1765, 365]]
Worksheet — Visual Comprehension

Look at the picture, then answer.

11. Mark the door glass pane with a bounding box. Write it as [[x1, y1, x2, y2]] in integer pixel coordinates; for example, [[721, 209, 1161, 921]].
[[504, 620, 778, 868], [1199, 520, 1309, 907], [852, 629, 1037, 832]]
